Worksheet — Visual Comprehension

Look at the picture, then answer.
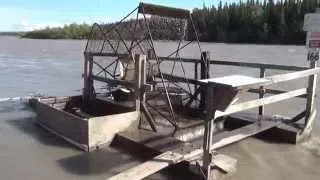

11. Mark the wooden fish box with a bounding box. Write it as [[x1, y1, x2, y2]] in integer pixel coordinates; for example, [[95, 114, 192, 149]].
[[29, 96, 139, 151]]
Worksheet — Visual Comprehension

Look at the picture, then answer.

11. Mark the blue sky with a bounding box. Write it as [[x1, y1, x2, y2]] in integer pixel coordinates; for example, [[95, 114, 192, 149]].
[[0, 0, 236, 32]]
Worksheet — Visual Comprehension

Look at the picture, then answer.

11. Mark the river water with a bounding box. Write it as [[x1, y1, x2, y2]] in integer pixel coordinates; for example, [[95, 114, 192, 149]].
[[0, 36, 319, 180]]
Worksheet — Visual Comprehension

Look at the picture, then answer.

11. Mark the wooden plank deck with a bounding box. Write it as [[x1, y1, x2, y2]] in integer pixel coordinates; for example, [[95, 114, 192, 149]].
[[110, 116, 283, 180]]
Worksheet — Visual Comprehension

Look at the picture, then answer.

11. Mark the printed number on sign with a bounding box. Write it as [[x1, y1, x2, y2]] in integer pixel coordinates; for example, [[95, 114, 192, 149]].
[[308, 51, 320, 61]]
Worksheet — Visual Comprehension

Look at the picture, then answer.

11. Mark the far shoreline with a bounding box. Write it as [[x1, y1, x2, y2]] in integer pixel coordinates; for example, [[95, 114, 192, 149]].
[[0, 35, 306, 47]]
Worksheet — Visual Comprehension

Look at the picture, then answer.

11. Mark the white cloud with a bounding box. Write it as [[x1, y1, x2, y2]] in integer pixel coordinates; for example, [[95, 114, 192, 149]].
[[0, 7, 61, 31], [0, 7, 100, 32]]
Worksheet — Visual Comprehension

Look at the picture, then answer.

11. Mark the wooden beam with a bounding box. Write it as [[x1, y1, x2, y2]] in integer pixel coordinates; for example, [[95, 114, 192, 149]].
[[92, 75, 152, 91], [135, 54, 144, 111], [93, 75, 136, 88], [106, 151, 183, 180], [159, 56, 308, 71], [82, 53, 89, 105], [203, 84, 215, 179], [204, 75, 270, 90], [194, 61, 199, 94], [185, 120, 283, 162], [267, 67, 320, 85], [215, 88, 307, 118], [248, 88, 307, 98], [138, 2, 190, 19], [304, 60, 318, 128], [36, 121, 89, 151], [87, 52, 128, 57], [158, 56, 199, 63], [88, 54, 307, 72], [200, 51, 210, 109], [259, 68, 266, 115], [288, 110, 306, 124], [160, 73, 204, 85], [211, 60, 308, 71], [88, 53, 94, 99], [301, 109, 317, 137], [206, 68, 320, 91], [141, 103, 157, 132]]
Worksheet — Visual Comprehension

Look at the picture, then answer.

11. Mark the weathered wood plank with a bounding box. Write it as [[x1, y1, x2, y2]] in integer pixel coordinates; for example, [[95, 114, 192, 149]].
[[36, 121, 89, 151], [159, 56, 308, 71], [138, 2, 190, 19], [267, 67, 320, 85], [204, 68, 320, 90], [304, 60, 317, 129], [36, 102, 89, 150], [92, 75, 152, 91], [134, 54, 144, 111], [39, 96, 70, 104], [86, 53, 308, 73], [82, 53, 89, 104], [215, 88, 307, 118], [203, 75, 270, 89], [191, 153, 237, 174], [141, 103, 157, 132], [88, 111, 138, 150], [203, 84, 215, 179], [107, 151, 183, 180], [88, 52, 127, 57], [248, 88, 307, 98], [213, 154, 237, 173], [185, 120, 283, 162], [200, 51, 210, 109], [211, 60, 308, 71], [87, 53, 307, 72], [93, 75, 135, 88], [160, 73, 204, 85], [259, 68, 266, 115]]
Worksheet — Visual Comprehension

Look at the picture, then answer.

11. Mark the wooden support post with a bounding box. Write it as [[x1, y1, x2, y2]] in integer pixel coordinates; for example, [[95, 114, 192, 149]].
[[136, 53, 157, 131], [194, 61, 198, 93], [203, 85, 216, 180], [304, 60, 317, 133], [134, 54, 146, 111], [259, 68, 266, 116], [82, 53, 89, 103], [82, 53, 94, 107], [147, 49, 157, 88], [141, 55, 147, 103], [200, 51, 210, 109], [88, 54, 94, 97], [147, 49, 156, 59]]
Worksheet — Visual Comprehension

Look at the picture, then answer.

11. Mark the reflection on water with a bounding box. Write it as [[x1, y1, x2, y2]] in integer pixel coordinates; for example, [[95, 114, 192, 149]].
[[0, 36, 320, 180]]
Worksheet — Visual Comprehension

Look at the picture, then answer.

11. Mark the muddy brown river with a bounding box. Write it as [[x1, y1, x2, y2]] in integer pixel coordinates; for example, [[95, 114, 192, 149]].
[[0, 36, 319, 180]]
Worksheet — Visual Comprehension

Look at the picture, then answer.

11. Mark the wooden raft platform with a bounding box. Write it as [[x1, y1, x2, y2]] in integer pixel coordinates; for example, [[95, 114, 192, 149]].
[[109, 113, 285, 180]]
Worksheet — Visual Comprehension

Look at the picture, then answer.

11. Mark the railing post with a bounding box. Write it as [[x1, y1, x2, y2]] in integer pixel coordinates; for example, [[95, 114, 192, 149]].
[[259, 68, 266, 116], [200, 51, 210, 109], [305, 60, 317, 128], [135, 54, 147, 111], [82, 53, 89, 104], [194, 61, 198, 92], [203, 85, 216, 180], [82, 53, 94, 107]]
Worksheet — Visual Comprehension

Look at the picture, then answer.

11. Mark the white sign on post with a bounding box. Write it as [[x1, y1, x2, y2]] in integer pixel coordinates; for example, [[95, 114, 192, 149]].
[[307, 49, 319, 61], [304, 13, 320, 31], [304, 13, 320, 61]]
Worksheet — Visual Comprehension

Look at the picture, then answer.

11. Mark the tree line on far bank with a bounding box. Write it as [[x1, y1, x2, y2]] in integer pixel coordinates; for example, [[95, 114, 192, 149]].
[[22, 0, 319, 45], [21, 23, 91, 39]]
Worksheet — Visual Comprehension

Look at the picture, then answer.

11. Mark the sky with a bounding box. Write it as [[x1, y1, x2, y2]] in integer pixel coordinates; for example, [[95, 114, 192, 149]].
[[0, 0, 236, 32]]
